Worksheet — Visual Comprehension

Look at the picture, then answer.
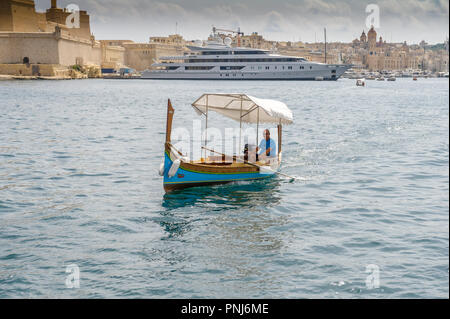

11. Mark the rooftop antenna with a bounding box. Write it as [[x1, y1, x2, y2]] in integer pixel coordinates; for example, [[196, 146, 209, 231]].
[[175, 22, 178, 35]]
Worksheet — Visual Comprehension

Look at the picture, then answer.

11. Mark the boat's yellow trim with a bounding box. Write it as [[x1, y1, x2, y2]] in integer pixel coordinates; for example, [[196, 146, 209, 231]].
[[179, 165, 258, 175], [165, 149, 275, 175], [164, 175, 270, 185]]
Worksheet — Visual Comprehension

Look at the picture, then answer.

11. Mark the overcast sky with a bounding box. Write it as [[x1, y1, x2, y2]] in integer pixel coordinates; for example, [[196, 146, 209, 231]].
[[35, 0, 449, 44]]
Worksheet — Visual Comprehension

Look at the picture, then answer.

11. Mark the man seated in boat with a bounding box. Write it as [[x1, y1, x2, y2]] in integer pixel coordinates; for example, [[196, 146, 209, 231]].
[[257, 129, 277, 161]]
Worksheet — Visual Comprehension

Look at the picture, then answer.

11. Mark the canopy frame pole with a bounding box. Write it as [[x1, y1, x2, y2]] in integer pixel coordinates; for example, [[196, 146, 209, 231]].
[[239, 98, 243, 160], [256, 106, 260, 152], [278, 119, 282, 158], [205, 95, 208, 160], [240, 104, 258, 118]]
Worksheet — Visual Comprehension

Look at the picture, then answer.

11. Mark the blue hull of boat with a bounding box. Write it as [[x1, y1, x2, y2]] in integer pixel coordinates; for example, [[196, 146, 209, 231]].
[[163, 153, 273, 191]]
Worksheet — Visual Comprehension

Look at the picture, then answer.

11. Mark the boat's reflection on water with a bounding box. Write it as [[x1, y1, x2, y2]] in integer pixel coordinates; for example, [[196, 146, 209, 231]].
[[157, 178, 293, 294], [162, 177, 282, 210], [157, 177, 284, 240]]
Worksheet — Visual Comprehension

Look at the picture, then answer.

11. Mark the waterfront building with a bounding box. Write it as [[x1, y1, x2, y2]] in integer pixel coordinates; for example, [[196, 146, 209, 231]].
[[0, 0, 119, 77], [99, 41, 126, 72], [1, 2, 447, 77], [345, 26, 449, 72], [208, 31, 275, 50], [150, 34, 185, 46], [122, 41, 186, 71]]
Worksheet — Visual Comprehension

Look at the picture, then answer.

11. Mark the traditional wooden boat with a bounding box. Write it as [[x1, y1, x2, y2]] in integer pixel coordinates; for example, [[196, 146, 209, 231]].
[[160, 93, 294, 192]]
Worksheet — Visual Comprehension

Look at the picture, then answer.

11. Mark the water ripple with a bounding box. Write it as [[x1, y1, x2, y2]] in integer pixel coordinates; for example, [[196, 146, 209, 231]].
[[0, 78, 448, 298]]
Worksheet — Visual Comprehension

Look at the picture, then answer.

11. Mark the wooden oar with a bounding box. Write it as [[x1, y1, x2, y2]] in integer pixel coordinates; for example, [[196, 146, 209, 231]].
[[201, 146, 297, 182]]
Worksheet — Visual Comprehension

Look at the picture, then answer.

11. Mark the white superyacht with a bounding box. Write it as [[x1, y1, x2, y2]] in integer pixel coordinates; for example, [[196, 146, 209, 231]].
[[142, 35, 350, 81]]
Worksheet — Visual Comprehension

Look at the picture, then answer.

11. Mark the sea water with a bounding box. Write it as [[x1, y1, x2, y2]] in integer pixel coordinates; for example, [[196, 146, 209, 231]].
[[0, 78, 448, 298]]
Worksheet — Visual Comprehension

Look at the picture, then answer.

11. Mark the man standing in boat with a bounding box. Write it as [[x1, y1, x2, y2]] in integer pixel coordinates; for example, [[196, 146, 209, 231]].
[[257, 129, 277, 160]]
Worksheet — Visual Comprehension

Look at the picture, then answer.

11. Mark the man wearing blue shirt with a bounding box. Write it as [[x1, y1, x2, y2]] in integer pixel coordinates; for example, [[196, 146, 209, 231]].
[[257, 129, 277, 159]]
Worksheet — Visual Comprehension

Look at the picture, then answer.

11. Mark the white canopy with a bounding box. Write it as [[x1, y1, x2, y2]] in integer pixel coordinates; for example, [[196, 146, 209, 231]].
[[191, 93, 293, 125]]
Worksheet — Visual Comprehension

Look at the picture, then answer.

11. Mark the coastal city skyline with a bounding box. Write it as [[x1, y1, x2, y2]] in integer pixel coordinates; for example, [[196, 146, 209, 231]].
[[0, 0, 449, 79], [1, 0, 448, 79], [34, 0, 449, 44]]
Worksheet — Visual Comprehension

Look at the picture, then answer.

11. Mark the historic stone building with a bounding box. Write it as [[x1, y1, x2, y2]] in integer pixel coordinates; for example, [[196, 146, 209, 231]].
[[0, 0, 189, 75], [0, 0, 128, 76], [97, 36, 187, 71], [45, 0, 92, 40], [150, 34, 184, 46], [0, 0, 42, 32], [239, 32, 274, 50], [348, 26, 424, 71], [208, 31, 275, 50], [0, 0, 100, 72], [122, 41, 186, 71]]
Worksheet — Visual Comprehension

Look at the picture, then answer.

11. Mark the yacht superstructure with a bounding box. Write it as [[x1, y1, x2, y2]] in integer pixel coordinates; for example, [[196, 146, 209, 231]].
[[141, 37, 350, 80]]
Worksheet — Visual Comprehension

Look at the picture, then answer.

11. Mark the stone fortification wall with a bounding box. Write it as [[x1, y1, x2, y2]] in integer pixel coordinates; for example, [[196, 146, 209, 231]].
[[57, 32, 102, 66], [0, 63, 69, 76], [0, 30, 102, 66], [0, 32, 59, 64]]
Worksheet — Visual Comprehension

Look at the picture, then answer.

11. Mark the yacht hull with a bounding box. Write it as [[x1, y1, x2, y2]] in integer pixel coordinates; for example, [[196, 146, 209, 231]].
[[142, 65, 349, 81]]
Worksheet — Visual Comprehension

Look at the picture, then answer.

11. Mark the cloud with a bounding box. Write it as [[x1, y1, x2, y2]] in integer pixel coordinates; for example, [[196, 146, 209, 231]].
[[33, 0, 449, 43], [263, 11, 286, 33]]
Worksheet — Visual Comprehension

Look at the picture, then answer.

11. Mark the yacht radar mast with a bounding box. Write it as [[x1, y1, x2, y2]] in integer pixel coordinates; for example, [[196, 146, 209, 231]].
[[212, 26, 244, 47]]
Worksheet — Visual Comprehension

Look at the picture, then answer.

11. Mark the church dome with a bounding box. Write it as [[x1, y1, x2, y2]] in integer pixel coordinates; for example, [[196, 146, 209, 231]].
[[360, 30, 367, 42]]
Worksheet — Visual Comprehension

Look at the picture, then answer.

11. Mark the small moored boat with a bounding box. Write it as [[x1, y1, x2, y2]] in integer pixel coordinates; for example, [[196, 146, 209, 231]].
[[160, 94, 293, 192]]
